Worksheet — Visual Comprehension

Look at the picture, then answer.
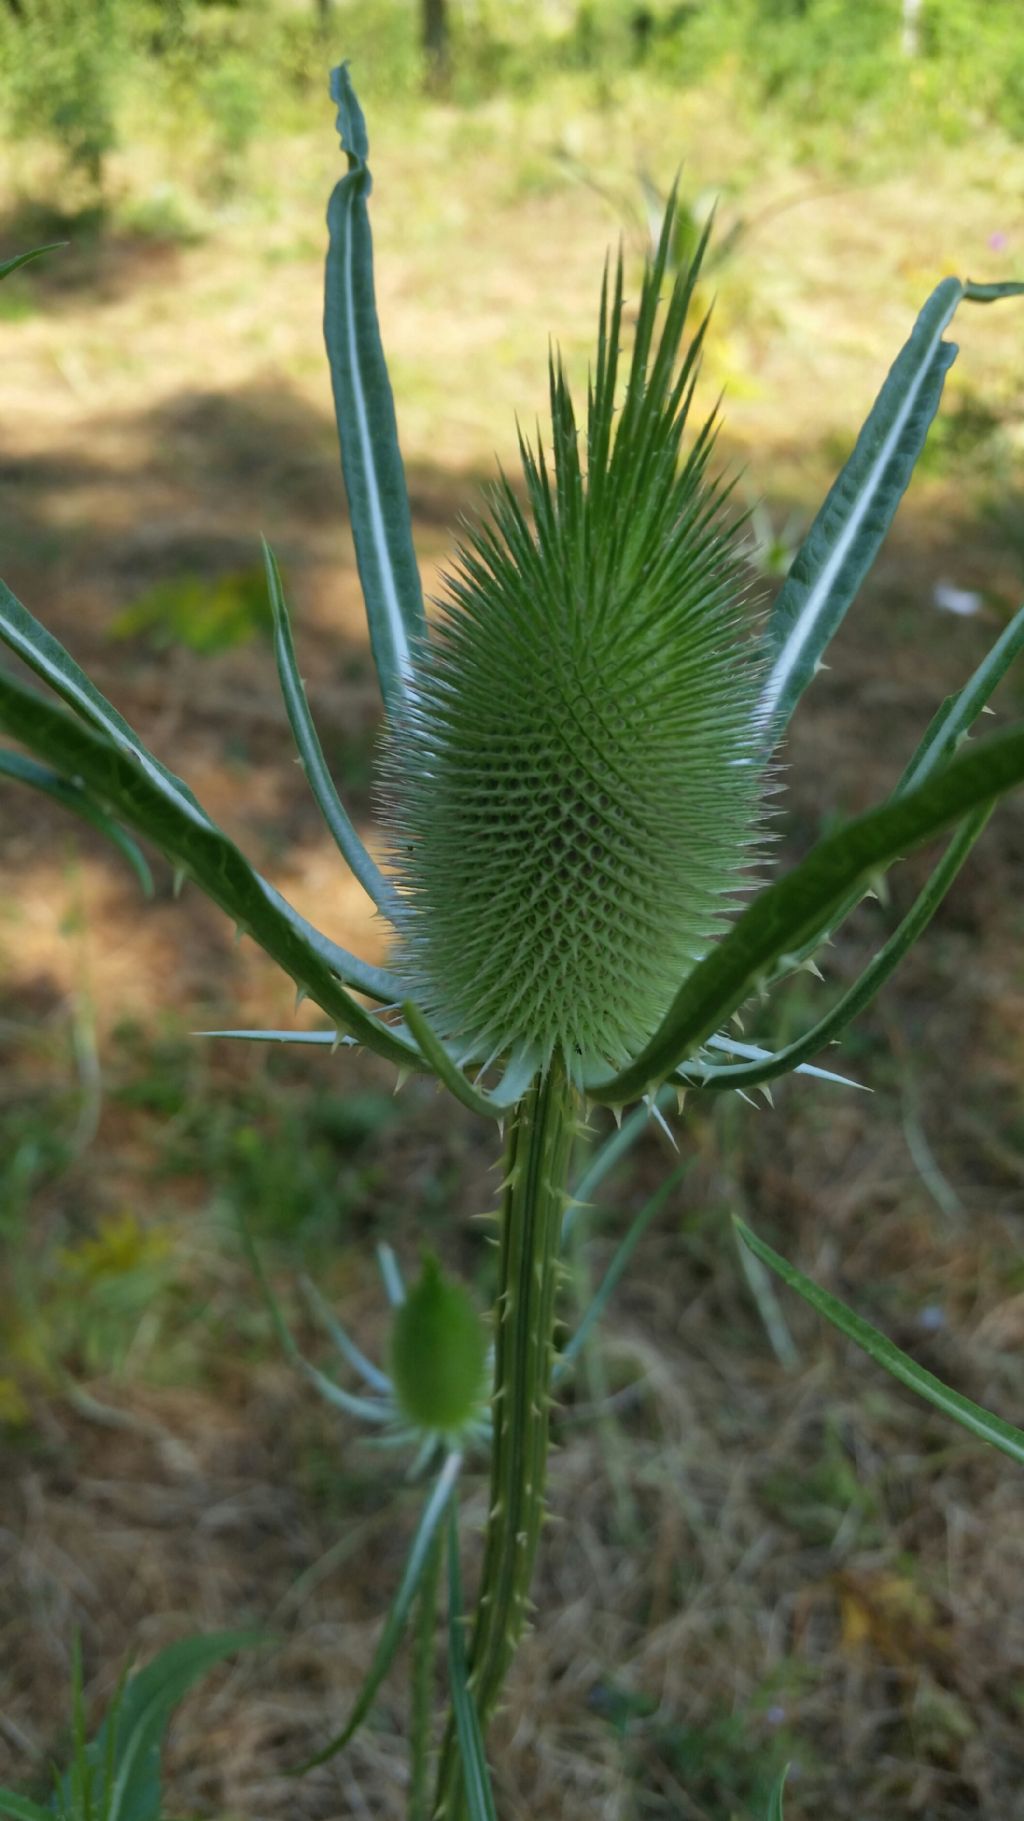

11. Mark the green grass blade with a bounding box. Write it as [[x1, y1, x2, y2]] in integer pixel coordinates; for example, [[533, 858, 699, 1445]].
[[0, 1797, 52, 1821], [555, 1164, 689, 1381], [262, 540, 401, 918], [686, 809, 988, 1092], [0, 666, 417, 1065], [324, 64, 425, 720], [0, 748, 153, 895], [97, 1633, 263, 1821], [586, 722, 1024, 1102], [0, 242, 65, 282], [760, 278, 1024, 741], [735, 1219, 1024, 1467], [446, 1505, 499, 1821], [302, 1451, 463, 1769], [402, 1002, 501, 1121], [765, 1764, 789, 1819]]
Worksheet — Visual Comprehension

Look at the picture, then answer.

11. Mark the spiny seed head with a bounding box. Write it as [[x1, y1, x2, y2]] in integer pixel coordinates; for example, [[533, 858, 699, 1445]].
[[389, 1254, 488, 1435], [382, 217, 767, 1078]]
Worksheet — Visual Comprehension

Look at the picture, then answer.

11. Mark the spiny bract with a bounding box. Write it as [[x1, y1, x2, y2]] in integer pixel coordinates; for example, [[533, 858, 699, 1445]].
[[383, 219, 767, 1078]]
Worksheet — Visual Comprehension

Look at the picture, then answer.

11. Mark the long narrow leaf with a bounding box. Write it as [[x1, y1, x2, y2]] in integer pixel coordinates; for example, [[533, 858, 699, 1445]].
[[899, 602, 1024, 792], [735, 1219, 1024, 1466], [302, 1450, 463, 1768], [262, 540, 401, 918], [0, 242, 65, 282], [771, 601, 1024, 976], [585, 722, 1024, 1101], [0, 665, 419, 1066], [0, 748, 153, 894], [685, 809, 988, 1092], [760, 278, 1024, 741], [0, 577, 212, 818], [0, 580, 403, 1002], [446, 1505, 498, 1821], [324, 64, 425, 719]]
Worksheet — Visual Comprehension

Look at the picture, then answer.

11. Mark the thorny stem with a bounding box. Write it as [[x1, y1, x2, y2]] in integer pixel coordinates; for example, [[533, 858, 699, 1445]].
[[433, 1054, 579, 1818]]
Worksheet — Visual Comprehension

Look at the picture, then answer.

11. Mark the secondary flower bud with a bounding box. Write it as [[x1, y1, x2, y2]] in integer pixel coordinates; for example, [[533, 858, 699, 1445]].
[[389, 1254, 488, 1435]]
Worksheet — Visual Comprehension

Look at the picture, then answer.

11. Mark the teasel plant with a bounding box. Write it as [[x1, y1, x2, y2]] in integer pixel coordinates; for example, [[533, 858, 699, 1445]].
[[3, 63, 1024, 1821]]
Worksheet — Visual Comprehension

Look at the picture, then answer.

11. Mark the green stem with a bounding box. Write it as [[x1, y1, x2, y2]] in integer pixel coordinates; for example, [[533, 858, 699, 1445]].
[[409, 1530, 442, 1821], [433, 1055, 578, 1818]]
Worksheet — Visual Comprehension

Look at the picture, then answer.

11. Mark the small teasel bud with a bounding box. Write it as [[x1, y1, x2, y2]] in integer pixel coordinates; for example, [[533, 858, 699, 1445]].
[[389, 1253, 488, 1434], [382, 220, 767, 1078]]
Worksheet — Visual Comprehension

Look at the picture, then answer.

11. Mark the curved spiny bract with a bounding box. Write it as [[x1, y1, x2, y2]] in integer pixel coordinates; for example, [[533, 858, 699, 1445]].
[[381, 225, 766, 1082]]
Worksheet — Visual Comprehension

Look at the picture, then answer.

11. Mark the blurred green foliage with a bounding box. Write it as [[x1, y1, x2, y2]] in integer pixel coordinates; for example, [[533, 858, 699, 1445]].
[[3, 0, 1024, 201], [108, 568, 272, 655]]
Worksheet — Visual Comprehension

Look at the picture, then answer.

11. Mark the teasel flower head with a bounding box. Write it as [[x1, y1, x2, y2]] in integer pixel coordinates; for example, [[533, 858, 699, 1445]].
[[382, 219, 768, 1082]]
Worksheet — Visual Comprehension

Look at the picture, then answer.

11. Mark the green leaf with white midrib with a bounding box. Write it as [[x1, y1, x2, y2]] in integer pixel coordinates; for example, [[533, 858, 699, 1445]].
[[0, 748, 154, 895], [301, 1450, 462, 1769], [761, 278, 1024, 743], [0, 665, 418, 1067], [585, 721, 1024, 1102], [324, 63, 425, 721], [262, 539, 401, 919], [735, 1219, 1024, 1467]]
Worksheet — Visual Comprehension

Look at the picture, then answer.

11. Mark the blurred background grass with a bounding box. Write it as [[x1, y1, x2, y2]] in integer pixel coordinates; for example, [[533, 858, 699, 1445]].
[[2, 4, 1024, 1818]]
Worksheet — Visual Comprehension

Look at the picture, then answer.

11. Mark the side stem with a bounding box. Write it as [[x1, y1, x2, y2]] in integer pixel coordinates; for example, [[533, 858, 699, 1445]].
[[433, 1054, 578, 1818], [409, 1529, 442, 1821]]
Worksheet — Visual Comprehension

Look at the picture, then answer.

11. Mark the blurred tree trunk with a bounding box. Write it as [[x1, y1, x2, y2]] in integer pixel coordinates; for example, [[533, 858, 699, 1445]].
[[316, 0, 330, 28], [423, 0, 450, 90], [901, 0, 922, 55]]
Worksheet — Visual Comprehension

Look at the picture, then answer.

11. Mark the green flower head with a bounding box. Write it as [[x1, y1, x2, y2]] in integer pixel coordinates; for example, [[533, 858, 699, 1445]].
[[383, 223, 767, 1079]]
